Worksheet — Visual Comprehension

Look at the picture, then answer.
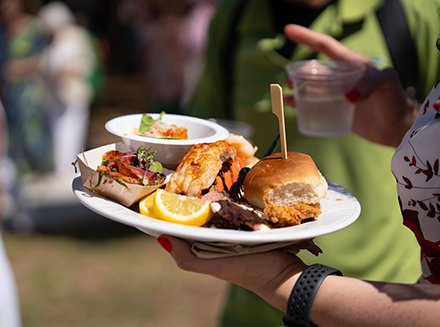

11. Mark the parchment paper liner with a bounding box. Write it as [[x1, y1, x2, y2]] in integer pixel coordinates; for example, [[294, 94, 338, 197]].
[[191, 239, 322, 259], [77, 142, 172, 207]]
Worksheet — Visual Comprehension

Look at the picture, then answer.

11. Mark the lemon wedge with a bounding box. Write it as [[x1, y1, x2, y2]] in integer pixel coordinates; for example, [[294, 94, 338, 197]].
[[153, 189, 213, 226], [139, 193, 158, 218]]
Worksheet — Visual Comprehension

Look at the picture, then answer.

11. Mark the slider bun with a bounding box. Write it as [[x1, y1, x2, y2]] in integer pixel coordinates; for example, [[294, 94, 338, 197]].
[[243, 152, 327, 209]]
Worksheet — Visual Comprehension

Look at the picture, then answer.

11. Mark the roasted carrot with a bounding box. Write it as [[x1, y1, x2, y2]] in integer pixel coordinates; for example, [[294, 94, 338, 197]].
[[235, 155, 245, 170], [206, 156, 245, 193]]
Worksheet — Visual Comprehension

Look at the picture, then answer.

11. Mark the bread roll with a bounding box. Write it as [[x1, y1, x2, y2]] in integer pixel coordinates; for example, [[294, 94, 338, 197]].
[[243, 152, 327, 210]]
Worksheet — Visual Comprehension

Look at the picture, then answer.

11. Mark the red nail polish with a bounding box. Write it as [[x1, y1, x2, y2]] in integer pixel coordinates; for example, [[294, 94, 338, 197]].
[[157, 236, 172, 253], [345, 88, 360, 102]]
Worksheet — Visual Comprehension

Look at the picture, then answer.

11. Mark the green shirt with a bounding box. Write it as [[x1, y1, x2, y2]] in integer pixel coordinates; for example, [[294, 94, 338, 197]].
[[188, 0, 440, 326]]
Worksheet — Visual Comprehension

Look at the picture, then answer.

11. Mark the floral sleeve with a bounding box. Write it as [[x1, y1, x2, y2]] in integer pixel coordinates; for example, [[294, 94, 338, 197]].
[[391, 82, 440, 284]]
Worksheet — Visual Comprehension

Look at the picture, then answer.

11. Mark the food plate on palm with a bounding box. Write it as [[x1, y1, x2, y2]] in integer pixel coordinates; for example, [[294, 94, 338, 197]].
[[72, 176, 360, 246], [74, 109, 360, 246]]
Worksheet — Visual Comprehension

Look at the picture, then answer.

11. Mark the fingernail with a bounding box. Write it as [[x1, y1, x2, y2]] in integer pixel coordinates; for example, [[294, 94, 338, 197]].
[[345, 88, 360, 102], [157, 236, 172, 253]]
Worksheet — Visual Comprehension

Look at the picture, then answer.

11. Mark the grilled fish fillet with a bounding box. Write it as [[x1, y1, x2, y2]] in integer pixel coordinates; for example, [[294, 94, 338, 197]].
[[165, 140, 236, 197]]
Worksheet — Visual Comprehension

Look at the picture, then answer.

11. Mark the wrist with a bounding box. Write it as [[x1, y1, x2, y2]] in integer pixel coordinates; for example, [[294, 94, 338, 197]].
[[256, 263, 306, 312], [282, 264, 343, 327], [267, 271, 302, 312]]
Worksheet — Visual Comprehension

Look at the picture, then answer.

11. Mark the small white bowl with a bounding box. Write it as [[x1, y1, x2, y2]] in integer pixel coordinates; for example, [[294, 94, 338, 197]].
[[105, 113, 230, 169]]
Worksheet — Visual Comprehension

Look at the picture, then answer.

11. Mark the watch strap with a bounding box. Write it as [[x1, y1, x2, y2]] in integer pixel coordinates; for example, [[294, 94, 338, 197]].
[[282, 264, 342, 327]]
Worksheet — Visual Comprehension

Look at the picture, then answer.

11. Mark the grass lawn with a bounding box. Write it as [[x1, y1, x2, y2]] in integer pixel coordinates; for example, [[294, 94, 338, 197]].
[[3, 230, 229, 327]]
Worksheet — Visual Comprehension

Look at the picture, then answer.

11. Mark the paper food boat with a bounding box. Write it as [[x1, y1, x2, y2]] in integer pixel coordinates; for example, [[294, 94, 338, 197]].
[[77, 142, 173, 207]]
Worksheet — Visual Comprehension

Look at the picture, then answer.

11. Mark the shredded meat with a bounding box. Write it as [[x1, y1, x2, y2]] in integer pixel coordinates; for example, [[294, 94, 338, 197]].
[[101, 150, 126, 162], [95, 150, 165, 186], [96, 153, 145, 185]]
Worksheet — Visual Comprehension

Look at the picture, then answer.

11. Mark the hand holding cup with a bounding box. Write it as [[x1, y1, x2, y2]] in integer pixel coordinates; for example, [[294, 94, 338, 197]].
[[286, 60, 365, 137], [283, 24, 419, 146]]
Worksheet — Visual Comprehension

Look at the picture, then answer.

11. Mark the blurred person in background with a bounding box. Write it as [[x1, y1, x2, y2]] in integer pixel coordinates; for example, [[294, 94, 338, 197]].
[[142, 0, 192, 114], [119, 0, 216, 114], [0, 0, 52, 176], [38, 1, 102, 173], [187, 0, 440, 326], [0, 0, 104, 234], [0, 98, 22, 327], [179, 0, 218, 111]]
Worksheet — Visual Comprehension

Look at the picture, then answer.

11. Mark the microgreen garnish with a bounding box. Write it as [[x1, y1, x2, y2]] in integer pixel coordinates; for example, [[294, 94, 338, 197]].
[[134, 145, 163, 175]]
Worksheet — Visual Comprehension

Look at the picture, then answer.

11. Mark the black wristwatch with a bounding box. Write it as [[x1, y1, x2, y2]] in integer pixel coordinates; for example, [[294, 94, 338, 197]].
[[282, 264, 343, 327]]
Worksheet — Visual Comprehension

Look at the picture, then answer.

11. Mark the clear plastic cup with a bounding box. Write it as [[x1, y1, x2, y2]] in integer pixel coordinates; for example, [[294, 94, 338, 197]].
[[285, 60, 365, 137]]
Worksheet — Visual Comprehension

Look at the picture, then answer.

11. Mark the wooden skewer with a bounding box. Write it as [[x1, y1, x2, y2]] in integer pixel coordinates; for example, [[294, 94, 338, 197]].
[[270, 84, 288, 160]]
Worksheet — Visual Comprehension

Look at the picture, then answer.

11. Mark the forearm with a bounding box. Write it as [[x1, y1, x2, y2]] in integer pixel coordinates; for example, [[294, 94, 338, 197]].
[[310, 276, 440, 327], [262, 274, 440, 327], [161, 236, 440, 326], [2, 56, 41, 79]]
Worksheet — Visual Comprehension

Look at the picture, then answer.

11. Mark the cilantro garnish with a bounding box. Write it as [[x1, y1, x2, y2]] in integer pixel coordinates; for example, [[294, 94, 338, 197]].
[[139, 111, 165, 132], [71, 159, 78, 174], [149, 161, 163, 173], [90, 171, 127, 189]]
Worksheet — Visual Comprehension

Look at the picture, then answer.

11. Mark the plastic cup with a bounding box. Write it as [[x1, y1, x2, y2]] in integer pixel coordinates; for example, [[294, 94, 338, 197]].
[[285, 60, 365, 137]]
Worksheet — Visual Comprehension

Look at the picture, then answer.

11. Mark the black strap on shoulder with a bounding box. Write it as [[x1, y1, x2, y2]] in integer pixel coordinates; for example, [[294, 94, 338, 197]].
[[376, 0, 419, 100]]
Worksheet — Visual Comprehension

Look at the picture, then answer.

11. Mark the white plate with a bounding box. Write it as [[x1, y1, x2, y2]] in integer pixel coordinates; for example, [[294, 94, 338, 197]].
[[72, 176, 360, 245]]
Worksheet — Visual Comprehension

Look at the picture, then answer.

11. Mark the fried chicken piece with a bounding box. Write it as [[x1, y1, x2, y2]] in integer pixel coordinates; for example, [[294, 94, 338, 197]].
[[165, 140, 236, 197], [263, 197, 321, 227]]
